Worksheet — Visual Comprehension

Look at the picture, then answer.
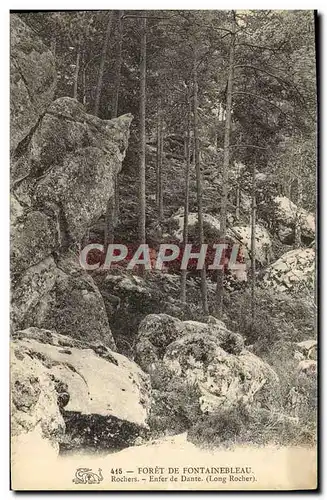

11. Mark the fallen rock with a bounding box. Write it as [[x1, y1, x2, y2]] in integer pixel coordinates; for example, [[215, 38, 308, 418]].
[[262, 248, 315, 294], [135, 314, 184, 372], [295, 339, 317, 360], [11, 328, 151, 452], [135, 313, 245, 375], [273, 196, 315, 244], [28, 256, 116, 350], [226, 224, 273, 267], [297, 359, 317, 377], [163, 332, 280, 413], [171, 208, 221, 242]]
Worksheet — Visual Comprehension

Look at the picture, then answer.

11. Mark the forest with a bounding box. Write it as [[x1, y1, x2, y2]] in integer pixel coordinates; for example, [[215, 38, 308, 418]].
[[11, 10, 317, 462]]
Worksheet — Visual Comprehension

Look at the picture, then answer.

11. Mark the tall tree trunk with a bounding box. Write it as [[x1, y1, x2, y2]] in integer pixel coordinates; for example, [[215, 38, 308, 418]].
[[295, 142, 303, 247], [180, 87, 192, 304], [73, 34, 81, 100], [101, 12, 115, 248], [138, 15, 147, 246], [156, 101, 161, 209], [235, 186, 240, 219], [193, 51, 209, 316], [111, 11, 124, 233], [82, 60, 86, 105], [94, 11, 114, 116], [112, 10, 124, 118], [111, 10, 124, 232], [156, 100, 164, 220], [215, 14, 236, 316], [155, 96, 164, 221], [81, 15, 90, 107], [250, 161, 256, 332], [158, 110, 164, 221], [235, 160, 241, 220], [295, 174, 303, 247]]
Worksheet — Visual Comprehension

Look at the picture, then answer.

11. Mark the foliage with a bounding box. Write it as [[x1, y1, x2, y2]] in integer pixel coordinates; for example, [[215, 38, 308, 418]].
[[188, 399, 316, 448], [148, 374, 202, 437], [224, 287, 316, 351]]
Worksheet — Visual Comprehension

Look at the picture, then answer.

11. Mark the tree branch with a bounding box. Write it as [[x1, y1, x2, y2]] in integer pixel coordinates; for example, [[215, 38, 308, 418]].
[[233, 91, 289, 116]]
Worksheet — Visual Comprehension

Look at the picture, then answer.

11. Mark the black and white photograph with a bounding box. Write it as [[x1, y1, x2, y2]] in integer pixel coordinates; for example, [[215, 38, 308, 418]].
[[9, 8, 317, 491]]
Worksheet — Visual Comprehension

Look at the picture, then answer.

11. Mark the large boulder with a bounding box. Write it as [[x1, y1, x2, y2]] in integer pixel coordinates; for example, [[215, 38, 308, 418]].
[[226, 224, 273, 267], [163, 331, 280, 413], [11, 340, 65, 465], [14, 255, 116, 350], [11, 328, 151, 453], [37, 265, 116, 349], [12, 97, 133, 246], [27, 97, 132, 175], [171, 208, 221, 242], [135, 313, 245, 375], [262, 248, 315, 294], [273, 196, 315, 244], [134, 314, 272, 416], [11, 207, 58, 276], [10, 14, 56, 152], [135, 314, 184, 372], [11, 256, 59, 330]]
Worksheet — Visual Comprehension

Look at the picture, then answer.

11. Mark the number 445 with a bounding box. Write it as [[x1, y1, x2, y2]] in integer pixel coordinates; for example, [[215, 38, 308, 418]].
[[111, 468, 122, 474]]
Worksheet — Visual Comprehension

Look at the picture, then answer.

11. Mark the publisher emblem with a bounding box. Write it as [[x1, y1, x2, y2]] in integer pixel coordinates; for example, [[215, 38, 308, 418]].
[[73, 467, 103, 484]]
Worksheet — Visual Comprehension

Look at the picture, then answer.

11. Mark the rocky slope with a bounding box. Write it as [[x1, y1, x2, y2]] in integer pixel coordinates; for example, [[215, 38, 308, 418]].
[[10, 14, 316, 464], [10, 15, 147, 459]]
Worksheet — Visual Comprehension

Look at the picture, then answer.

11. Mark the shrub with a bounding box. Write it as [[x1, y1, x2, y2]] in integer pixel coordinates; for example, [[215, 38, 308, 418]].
[[224, 287, 316, 352], [148, 375, 202, 438], [188, 400, 316, 449]]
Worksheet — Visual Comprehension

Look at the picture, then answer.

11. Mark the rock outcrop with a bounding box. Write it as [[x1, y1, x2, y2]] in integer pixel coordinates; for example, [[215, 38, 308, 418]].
[[12, 97, 133, 246], [135, 314, 279, 415], [170, 208, 272, 268], [171, 208, 221, 242], [10, 14, 56, 152], [273, 196, 315, 245], [23, 256, 116, 349], [226, 224, 273, 267], [11, 328, 151, 453], [10, 18, 132, 341], [96, 272, 194, 355], [10, 15, 139, 456], [262, 248, 315, 294], [163, 335, 280, 413]]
